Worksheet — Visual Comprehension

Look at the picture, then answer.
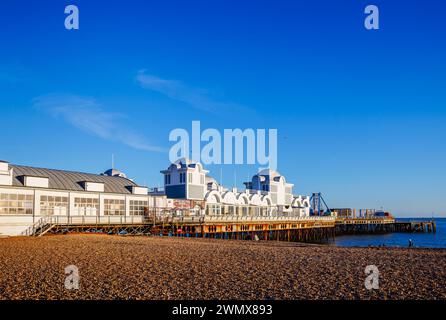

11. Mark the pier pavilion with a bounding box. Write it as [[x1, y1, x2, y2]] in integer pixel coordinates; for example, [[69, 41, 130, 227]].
[[0, 160, 170, 236], [0, 158, 330, 239], [160, 158, 311, 219]]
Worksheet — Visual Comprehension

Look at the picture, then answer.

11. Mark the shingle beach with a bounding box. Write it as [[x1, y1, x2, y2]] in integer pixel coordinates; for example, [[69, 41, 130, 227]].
[[0, 234, 445, 300]]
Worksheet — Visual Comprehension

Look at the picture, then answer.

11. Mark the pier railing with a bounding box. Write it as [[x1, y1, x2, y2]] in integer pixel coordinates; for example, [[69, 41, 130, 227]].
[[171, 215, 335, 224], [24, 215, 147, 228], [20, 214, 337, 236], [25, 214, 335, 227], [21, 217, 51, 236], [336, 217, 395, 224]]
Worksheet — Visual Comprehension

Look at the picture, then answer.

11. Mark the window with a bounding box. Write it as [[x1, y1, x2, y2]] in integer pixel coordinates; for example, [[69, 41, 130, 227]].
[[225, 205, 235, 215], [104, 199, 125, 216], [74, 197, 99, 216], [188, 173, 193, 183], [129, 200, 148, 215], [0, 193, 33, 215], [205, 204, 221, 215], [165, 174, 171, 185], [40, 195, 69, 215], [236, 206, 248, 216], [254, 207, 261, 216], [179, 172, 185, 184], [200, 174, 204, 185]]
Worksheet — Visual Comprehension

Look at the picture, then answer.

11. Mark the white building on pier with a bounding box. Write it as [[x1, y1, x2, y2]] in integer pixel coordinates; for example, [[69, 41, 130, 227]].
[[0, 158, 310, 236], [160, 158, 310, 218], [0, 160, 169, 236]]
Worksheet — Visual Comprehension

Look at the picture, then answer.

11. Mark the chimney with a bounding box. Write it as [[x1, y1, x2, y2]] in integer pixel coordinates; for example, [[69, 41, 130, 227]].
[[0, 160, 13, 186]]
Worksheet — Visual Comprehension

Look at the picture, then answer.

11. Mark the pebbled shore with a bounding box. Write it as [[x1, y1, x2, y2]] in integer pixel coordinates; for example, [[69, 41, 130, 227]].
[[0, 234, 445, 300]]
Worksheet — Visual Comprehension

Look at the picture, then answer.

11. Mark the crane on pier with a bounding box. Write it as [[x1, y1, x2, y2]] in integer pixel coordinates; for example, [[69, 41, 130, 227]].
[[309, 192, 332, 216]]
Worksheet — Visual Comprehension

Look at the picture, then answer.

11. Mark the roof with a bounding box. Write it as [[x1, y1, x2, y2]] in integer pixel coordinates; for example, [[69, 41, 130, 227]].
[[10, 165, 138, 194], [205, 175, 218, 185], [257, 169, 281, 178], [174, 158, 198, 169], [161, 158, 209, 174]]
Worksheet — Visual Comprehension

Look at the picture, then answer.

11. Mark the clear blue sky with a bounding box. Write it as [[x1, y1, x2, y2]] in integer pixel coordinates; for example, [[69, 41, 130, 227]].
[[1, 0, 445, 216]]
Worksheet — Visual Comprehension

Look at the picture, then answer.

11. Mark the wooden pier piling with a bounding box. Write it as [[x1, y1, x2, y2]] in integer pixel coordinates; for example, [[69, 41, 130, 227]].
[[42, 216, 436, 244], [335, 218, 436, 235]]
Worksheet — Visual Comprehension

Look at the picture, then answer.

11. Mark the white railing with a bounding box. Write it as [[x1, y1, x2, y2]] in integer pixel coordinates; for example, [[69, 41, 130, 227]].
[[21, 217, 51, 236], [20, 214, 335, 236], [171, 215, 335, 224], [247, 190, 269, 195], [20, 215, 153, 236], [45, 215, 148, 225]]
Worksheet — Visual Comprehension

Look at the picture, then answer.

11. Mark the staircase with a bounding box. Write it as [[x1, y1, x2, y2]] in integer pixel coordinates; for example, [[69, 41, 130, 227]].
[[21, 217, 55, 237]]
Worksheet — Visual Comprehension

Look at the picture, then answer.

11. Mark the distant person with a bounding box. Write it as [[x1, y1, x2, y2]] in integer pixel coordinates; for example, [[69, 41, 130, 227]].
[[408, 239, 414, 247]]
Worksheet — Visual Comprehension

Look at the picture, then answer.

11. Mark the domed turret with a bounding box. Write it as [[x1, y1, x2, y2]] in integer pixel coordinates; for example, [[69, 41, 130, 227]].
[[102, 168, 127, 178]]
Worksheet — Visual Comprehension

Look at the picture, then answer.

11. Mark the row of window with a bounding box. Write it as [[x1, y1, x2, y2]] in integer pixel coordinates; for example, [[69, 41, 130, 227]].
[[103, 199, 125, 216], [129, 200, 148, 216], [73, 197, 99, 216], [165, 173, 205, 185], [204, 205, 276, 216], [0, 193, 34, 215], [41, 196, 69, 215], [0, 193, 34, 201], [0, 193, 149, 216]]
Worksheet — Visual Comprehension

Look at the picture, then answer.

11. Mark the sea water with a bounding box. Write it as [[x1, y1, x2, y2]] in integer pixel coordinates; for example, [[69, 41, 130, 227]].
[[332, 218, 446, 248]]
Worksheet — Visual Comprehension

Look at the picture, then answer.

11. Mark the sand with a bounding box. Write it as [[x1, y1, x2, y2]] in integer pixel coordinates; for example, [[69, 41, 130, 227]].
[[0, 234, 445, 300]]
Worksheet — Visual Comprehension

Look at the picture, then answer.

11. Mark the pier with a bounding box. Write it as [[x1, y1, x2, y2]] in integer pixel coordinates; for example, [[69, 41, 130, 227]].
[[335, 218, 436, 235], [167, 215, 336, 242], [393, 220, 436, 233], [24, 215, 336, 243], [335, 217, 395, 235], [22, 214, 436, 244]]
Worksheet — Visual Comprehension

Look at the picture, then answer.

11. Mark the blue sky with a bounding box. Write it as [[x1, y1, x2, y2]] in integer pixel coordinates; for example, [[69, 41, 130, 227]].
[[0, 0, 445, 216]]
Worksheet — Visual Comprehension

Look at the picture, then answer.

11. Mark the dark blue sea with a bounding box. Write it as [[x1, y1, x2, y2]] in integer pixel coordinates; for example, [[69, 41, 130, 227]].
[[332, 218, 446, 248]]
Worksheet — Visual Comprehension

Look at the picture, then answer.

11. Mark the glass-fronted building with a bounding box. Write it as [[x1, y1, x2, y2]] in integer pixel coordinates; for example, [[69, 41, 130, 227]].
[[0, 160, 169, 236]]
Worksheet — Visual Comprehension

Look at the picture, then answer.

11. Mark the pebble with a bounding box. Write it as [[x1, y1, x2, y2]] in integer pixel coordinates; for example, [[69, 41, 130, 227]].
[[0, 234, 445, 300]]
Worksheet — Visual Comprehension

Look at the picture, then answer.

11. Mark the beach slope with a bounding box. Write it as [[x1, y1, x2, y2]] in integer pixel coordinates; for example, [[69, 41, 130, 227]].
[[0, 234, 445, 300]]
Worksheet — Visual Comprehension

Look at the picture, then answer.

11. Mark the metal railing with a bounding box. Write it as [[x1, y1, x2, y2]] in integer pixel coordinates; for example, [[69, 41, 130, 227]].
[[20, 215, 153, 235], [21, 217, 51, 236], [336, 217, 395, 224], [45, 215, 148, 225], [19, 213, 336, 236]]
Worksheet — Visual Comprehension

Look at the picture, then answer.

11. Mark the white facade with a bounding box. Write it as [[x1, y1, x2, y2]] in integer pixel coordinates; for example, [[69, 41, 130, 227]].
[[0, 161, 169, 236], [161, 158, 208, 200], [0, 186, 170, 236], [0, 161, 13, 186], [161, 159, 311, 218], [0, 159, 311, 236]]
